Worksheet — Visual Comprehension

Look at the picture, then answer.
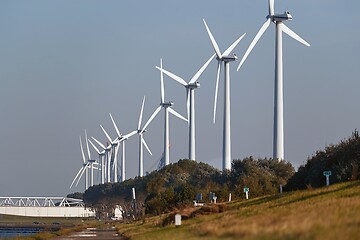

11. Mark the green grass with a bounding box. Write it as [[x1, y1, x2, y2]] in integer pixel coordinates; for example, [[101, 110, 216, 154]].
[[116, 181, 360, 240]]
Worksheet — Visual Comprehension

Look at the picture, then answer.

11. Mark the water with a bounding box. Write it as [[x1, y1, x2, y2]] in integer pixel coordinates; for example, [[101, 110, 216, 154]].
[[0, 227, 42, 238]]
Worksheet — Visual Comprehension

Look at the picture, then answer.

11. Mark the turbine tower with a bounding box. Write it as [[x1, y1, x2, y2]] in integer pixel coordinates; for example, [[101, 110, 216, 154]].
[[70, 130, 95, 190], [100, 125, 121, 183], [142, 59, 188, 166], [84, 129, 96, 187], [156, 54, 215, 160], [91, 136, 112, 182], [109, 113, 137, 182], [136, 96, 153, 177], [203, 19, 246, 170], [236, 0, 310, 161], [88, 138, 106, 184]]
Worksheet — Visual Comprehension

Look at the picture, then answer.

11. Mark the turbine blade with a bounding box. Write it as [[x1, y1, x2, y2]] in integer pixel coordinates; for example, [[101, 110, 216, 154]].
[[138, 96, 145, 130], [91, 136, 106, 150], [142, 106, 162, 133], [223, 33, 246, 57], [79, 137, 86, 164], [155, 66, 187, 86], [269, 0, 274, 16], [203, 19, 222, 59], [112, 144, 120, 171], [75, 163, 89, 187], [213, 61, 221, 124], [282, 23, 311, 47], [189, 53, 216, 84], [100, 125, 113, 143], [237, 19, 271, 71], [69, 167, 83, 189], [109, 113, 121, 138], [85, 129, 91, 160], [124, 130, 137, 139], [88, 139, 100, 154], [160, 59, 165, 104], [168, 107, 188, 122], [142, 137, 152, 156]]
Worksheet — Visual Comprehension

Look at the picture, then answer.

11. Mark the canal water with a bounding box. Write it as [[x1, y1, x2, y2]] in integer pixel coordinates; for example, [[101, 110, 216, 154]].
[[0, 227, 42, 238]]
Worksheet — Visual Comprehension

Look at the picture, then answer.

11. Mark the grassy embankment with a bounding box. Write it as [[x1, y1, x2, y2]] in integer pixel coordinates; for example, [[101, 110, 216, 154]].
[[116, 180, 360, 240]]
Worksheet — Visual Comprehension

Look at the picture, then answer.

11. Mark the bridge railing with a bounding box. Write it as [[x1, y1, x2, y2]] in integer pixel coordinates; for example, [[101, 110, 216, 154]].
[[0, 197, 85, 207]]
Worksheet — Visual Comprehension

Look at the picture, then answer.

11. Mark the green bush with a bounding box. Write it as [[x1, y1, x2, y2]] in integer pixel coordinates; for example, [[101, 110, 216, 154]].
[[230, 157, 295, 198], [286, 130, 360, 190]]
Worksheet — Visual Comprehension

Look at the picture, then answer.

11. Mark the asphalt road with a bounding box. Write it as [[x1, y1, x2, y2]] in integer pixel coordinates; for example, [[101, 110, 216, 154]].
[[55, 227, 126, 240]]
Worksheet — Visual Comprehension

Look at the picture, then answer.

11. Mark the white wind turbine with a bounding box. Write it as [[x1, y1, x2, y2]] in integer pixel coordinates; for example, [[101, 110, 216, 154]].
[[88, 138, 106, 184], [155, 54, 215, 160], [135, 96, 153, 177], [236, 0, 310, 161], [142, 59, 188, 167], [70, 130, 95, 190], [99, 125, 121, 183], [109, 113, 137, 182], [203, 19, 246, 171], [91, 136, 112, 183]]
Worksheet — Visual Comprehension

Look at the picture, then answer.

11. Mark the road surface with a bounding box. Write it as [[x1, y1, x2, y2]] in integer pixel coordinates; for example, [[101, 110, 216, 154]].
[[55, 227, 126, 240]]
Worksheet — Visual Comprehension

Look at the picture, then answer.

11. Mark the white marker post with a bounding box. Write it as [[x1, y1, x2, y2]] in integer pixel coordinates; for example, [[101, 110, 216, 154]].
[[132, 187, 136, 200], [175, 214, 181, 227], [244, 187, 249, 200], [132, 187, 136, 218], [323, 171, 332, 186]]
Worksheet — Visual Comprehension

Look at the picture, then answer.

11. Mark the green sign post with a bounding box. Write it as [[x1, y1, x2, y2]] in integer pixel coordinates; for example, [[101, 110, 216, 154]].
[[323, 171, 332, 186], [243, 188, 249, 199]]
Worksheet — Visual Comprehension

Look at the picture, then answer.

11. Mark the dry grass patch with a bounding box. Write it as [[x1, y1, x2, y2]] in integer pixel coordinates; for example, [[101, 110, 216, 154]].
[[116, 181, 360, 240]]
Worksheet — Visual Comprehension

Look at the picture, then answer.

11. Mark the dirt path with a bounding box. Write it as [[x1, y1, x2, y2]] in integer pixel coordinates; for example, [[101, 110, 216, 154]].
[[55, 227, 126, 240]]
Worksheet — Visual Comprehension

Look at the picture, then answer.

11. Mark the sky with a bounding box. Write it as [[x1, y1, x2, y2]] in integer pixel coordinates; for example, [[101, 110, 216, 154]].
[[0, 0, 359, 197]]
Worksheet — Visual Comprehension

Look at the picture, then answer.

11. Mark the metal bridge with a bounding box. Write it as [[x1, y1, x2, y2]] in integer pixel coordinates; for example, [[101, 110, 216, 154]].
[[0, 197, 85, 207], [0, 197, 95, 217]]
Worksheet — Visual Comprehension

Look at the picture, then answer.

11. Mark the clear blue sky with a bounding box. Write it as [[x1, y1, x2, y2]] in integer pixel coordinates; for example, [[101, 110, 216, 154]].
[[0, 0, 359, 196]]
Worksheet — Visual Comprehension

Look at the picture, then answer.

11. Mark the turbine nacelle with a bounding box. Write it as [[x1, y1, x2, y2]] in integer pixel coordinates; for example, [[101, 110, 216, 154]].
[[187, 82, 200, 89], [138, 129, 147, 134], [161, 101, 174, 108], [269, 11, 293, 22], [221, 53, 237, 62]]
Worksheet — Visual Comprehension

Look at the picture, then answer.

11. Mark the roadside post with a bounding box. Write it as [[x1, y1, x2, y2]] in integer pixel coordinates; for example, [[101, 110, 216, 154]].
[[132, 187, 136, 219], [175, 214, 181, 227], [244, 187, 249, 200], [323, 171, 332, 186]]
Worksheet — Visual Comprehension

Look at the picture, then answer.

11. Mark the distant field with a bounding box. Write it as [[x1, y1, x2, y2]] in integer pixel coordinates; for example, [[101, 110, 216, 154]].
[[117, 181, 360, 240]]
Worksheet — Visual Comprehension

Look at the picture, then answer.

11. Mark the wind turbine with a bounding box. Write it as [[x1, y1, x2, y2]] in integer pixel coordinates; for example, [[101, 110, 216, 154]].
[[155, 54, 215, 160], [70, 130, 95, 190], [203, 19, 246, 171], [88, 138, 106, 184], [100, 125, 121, 183], [142, 59, 188, 167], [91, 136, 112, 183], [236, 0, 310, 161], [135, 96, 153, 177], [109, 113, 137, 182]]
